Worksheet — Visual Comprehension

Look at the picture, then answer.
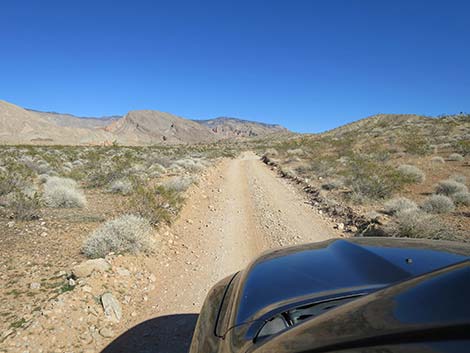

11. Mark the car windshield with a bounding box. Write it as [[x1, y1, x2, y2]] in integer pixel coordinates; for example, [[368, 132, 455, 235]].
[[256, 295, 362, 340]]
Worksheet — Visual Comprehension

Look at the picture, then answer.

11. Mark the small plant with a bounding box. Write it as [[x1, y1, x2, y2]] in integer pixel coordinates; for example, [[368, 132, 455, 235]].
[[396, 164, 425, 183], [448, 153, 464, 161], [384, 197, 418, 215], [452, 192, 470, 206], [43, 177, 87, 208], [421, 194, 455, 214], [435, 180, 468, 196], [82, 214, 154, 258]]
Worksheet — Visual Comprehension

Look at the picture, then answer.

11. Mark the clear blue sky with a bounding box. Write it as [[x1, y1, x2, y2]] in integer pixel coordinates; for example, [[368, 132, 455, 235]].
[[1, 0, 469, 132]]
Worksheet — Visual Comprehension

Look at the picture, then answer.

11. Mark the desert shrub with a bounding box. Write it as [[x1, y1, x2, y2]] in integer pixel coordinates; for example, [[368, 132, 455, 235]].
[[450, 174, 466, 184], [400, 134, 431, 155], [386, 209, 454, 240], [321, 179, 344, 190], [43, 177, 86, 208], [384, 197, 418, 215], [162, 176, 195, 192], [129, 184, 183, 226], [435, 180, 468, 196], [82, 214, 154, 258], [448, 153, 464, 161], [286, 148, 304, 156], [344, 158, 406, 201], [263, 148, 278, 157], [10, 192, 41, 220], [421, 195, 455, 214], [431, 156, 445, 164], [108, 179, 133, 195], [455, 140, 470, 155], [452, 192, 470, 206], [172, 158, 204, 172], [396, 164, 425, 183]]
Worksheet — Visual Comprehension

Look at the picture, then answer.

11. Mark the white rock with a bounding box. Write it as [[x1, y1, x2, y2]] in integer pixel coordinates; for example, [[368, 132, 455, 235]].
[[101, 293, 122, 322], [30, 282, 41, 290], [99, 327, 115, 338]]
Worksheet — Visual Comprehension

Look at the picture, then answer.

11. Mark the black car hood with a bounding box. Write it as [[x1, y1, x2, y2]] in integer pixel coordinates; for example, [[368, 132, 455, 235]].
[[250, 259, 470, 353], [234, 238, 470, 325]]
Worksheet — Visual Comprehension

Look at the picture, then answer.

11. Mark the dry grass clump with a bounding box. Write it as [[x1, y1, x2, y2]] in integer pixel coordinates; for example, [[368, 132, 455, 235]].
[[108, 179, 133, 195], [396, 164, 425, 183], [421, 194, 455, 214], [431, 156, 445, 164], [82, 214, 154, 258], [435, 179, 468, 196], [43, 176, 87, 208], [448, 153, 464, 161], [386, 209, 454, 240], [384, 197, 418, 215]]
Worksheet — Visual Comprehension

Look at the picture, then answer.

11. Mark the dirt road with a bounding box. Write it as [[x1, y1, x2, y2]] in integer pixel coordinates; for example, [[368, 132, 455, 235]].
[[103, 152, 337, 353]]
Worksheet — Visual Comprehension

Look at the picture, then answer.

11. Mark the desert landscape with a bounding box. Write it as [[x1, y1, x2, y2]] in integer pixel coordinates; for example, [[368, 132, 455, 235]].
[[0, 98, 469, 352]]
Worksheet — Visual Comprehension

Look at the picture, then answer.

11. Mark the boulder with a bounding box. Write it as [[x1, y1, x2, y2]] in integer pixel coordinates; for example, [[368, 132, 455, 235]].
[[72, 258, 111, 278]]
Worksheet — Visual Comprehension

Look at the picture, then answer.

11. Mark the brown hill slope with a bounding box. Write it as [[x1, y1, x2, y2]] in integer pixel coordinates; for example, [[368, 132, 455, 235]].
[[105, 110, 218, 144], [0, 100, 289, 145], [0, 100, 115, 145]]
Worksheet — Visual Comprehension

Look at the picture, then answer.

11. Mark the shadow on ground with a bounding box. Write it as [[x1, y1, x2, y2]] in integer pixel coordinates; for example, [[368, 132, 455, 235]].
[[101, 314, 199, 353]]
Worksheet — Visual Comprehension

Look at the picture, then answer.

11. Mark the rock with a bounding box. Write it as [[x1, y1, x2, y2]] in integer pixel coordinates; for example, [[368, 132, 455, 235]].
[[68, 278, 76, 286], [30, 282, 41, 290], [101, 293, 122, 322], [336, 223, 345, 230], [99, 327, 115, 338], [73, 259, 111, 278], [148, 274, 156, 282], [115, 267, 130, 277]]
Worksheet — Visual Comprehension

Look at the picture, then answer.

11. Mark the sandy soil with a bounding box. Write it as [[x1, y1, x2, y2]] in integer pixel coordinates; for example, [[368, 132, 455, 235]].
[[102, 152, 338, 353]]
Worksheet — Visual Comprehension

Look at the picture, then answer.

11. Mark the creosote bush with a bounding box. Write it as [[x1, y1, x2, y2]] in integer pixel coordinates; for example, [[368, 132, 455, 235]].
[[43, 176, 87, 208], [82, 214, 154, 258], [397, 164, 425, 183], [385, 209, 454, 240], [129, 184, 183, 226], [435, 180, 468, 196], [421, 194, 455, 214], [384, 197, 418, 215]]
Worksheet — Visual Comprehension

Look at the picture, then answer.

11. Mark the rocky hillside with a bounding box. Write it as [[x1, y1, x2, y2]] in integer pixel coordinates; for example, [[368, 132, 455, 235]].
[[196, 117, 287, 138], [0, 100, 288, 145]]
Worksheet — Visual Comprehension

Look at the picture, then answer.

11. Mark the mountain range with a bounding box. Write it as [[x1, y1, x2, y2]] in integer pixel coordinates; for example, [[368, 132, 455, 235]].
[[0, 100, 288, 145]]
